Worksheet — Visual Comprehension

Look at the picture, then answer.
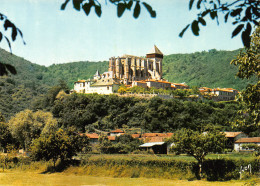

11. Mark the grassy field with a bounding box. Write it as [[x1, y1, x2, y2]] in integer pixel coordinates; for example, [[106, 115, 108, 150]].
[[0, 153, 258, 185], [0, 170, 259, 186]]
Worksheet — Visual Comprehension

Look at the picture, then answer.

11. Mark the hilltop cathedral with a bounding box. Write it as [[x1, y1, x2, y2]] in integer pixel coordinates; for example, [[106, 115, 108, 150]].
[[108, 45, 163, 84], [73, 46, 187, 94]]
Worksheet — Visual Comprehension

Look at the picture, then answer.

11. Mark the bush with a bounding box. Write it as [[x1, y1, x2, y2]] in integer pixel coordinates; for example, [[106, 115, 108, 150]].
[[78, 154, 259, 181]]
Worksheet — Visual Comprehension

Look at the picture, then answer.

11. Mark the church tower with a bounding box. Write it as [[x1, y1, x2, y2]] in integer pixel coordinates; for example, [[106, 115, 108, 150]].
[[146, 45, 163, 80]]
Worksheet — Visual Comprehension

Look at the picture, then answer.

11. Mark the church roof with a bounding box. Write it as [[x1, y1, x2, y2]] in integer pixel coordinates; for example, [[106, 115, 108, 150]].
[[147, 45, 163, 55], [94, 70, 101, 76]]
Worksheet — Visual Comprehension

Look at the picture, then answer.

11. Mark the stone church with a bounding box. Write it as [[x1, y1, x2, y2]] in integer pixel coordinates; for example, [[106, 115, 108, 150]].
[[73, 45, 183, 94], [108, 45, 163, 85]]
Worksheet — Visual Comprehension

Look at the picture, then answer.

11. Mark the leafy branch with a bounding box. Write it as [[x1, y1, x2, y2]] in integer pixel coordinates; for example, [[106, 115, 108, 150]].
[[61, 0, 156, 19], [0, 13, 25, 76], [180, 0, 260, 48]]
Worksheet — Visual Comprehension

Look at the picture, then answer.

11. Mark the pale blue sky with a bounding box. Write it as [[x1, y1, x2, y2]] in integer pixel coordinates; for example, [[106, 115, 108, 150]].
[[1, 0, 243, 66]]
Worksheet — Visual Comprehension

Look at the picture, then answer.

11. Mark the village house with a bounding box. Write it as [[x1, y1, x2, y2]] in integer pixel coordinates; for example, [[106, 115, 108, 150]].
[[138, 133, 174, 154], [234, 137, 260, 152], [224, 132, 248, 150], [84, 133, 99, 144], [171, 83, 189, 90], [73, 71, 120, 95], [109, 129, 125, 136], [199, 87, 239, 101]]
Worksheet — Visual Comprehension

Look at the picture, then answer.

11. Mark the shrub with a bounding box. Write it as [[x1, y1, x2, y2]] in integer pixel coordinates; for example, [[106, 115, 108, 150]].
[[78, 154, 259, 181]]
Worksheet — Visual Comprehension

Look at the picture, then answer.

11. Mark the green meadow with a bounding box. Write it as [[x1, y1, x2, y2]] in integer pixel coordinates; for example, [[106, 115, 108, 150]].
[[0, 170, 259, 186]]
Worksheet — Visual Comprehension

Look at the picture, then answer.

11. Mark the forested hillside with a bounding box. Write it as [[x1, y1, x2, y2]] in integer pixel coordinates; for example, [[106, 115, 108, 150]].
[[0, 47, 257, 119], [1, 47, 256, 91], [163, 49, 256, 90], [0, 48, 49, 119], [42, 61, 108, 89], [0, 49, 108, 119]]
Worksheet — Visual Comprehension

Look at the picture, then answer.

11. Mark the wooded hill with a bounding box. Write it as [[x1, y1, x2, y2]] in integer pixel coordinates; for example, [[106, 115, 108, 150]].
[[0, 47, 256, 90], [163, 49, 256, 90], [0, 47, 256, 119]]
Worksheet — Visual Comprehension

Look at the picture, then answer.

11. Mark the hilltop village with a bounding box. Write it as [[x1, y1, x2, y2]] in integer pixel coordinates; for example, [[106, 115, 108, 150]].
[[72, 45, 238, 102]]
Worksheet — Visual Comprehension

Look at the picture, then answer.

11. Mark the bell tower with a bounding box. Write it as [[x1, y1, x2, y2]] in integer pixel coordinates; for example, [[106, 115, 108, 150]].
[[146, 45, 163, 80]]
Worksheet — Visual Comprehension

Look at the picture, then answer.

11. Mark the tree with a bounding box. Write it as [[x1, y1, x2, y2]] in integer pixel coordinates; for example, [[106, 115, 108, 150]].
[[114, 134, 142, 153], [30, 127, 87, 167], [8, 109, 58, 150], [180, 0, 260, 48], [231, 25, 260, 128], [0, 13, 25, 76], [0, 113, 13, 152], [61, 0, 156, 19], [98, 134, 113, 153], [168, 128, 226, 178], [32, 80, 70, 111]]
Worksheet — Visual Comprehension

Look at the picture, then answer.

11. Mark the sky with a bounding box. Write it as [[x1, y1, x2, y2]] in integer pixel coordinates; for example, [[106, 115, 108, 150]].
[[1, 0, 243, 66]]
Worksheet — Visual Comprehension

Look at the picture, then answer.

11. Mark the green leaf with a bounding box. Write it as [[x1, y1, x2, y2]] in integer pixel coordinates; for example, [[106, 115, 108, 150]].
[[197, 0, 202, 9], [191, 20, 199, 36], [126, 1, 133, 10], [230, 8, 242, 17], [142, 2, 156, 18], [253, 20, 259, 26], [245, 22, 252, 36], [224, 12, 229, 23], [232, 24, 244, 38], [133, 1, 140, 18], [198, 17, 206, 26], [242, 30, 251, 48], [82, 3, 93, 16], [189, 0, 194, 10], [5, 64, 17, 75], [11, 27, 17, 41], [179, 24, 190, 37], [3, 19, 13, 31], [117, 3, 126, 17], [72, 0, 83, 11], [241, 23, 252, 48], [61, 0, 70, 10], [210, 11, 217, 20], [201, 9, 210, 17], [17, 28, 26, 45], [4, 36, 11, 53], [252, 6, 260, 17], [95, 5, 102, 17], [245, 6, 252, 21], [0, 63, 8, 76]]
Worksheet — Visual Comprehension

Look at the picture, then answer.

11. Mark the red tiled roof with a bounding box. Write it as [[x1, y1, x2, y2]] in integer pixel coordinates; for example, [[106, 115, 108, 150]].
[[111, 129, 124, 133], [144, 79, 171, 84], [132, 134, 141, 138], [85, 133, 99, 139], [134, 81, 147, 84], [108, 136, 116, 141], [212, 88, 237, 92], [224, 132, 243, 138], [142, 133, 173, 137], [75, 80, 86, 83], [172, 83, 188, 87], [144, 137, 166, 143], [235, 137, 260, 143]]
